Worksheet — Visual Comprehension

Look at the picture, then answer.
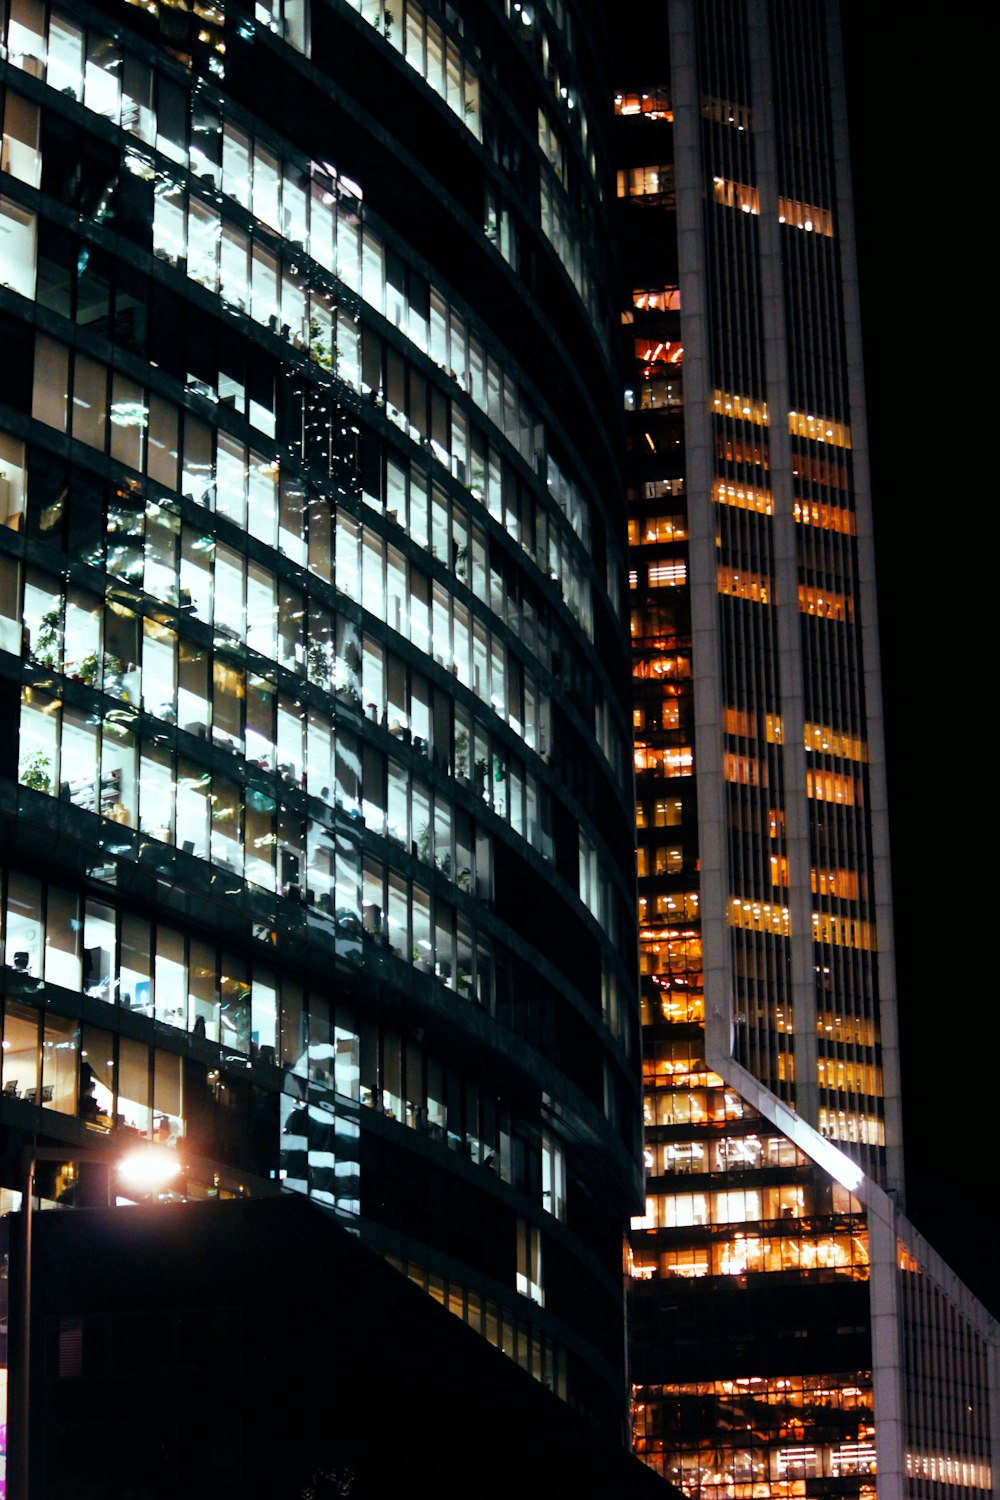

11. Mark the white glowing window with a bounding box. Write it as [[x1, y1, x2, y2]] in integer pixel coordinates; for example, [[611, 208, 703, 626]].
[[0, 195, 36, 298]]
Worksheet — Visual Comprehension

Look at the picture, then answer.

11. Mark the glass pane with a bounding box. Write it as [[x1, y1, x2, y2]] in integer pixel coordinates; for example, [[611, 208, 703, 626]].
[[44, 885, 81, 990], [2, 1000, 39, 1102], [118, 1035, 150, 1136], [42, 1011, 78, 1113]]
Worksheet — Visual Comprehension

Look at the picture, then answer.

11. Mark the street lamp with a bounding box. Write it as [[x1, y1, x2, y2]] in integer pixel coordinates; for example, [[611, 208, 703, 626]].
[[9, 1141, 183, 1500]]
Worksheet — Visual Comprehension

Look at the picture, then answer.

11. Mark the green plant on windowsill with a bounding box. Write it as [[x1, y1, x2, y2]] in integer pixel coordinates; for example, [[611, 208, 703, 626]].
[[334, 659, 361, 704], [32, 607, 62, 669], [308, 317, 332, 372], [102, 653, 128, 693], [77, 651, 100, 687], [20, 750, 52, 795], [454, 728, 470, 778], [307, 638, 331, 687]]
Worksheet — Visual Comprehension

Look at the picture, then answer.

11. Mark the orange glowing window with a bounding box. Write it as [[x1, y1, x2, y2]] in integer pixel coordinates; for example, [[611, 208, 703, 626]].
[[714, 478, 773, 515], [635, 338, 683, 367], [778, 195, 834, 236], [712, 176, 759, 213], [712, 388, 768, 425], [723, 707, 755, 737], [807, 769, 858, 805], [719, 567, 770, 604], [788, 410, 851, 449], [812, 868, 861, 901], [628, 514, 687, 545], [799, 584, 853, 622], [633, 287, 681, 312], [805, 723, 867, 761], [812, 912, 877, 951], [723, 752, 765, 786], [728, 897, 790, 937], [615, 91, 673, 121], [794, 499, 856, 534]]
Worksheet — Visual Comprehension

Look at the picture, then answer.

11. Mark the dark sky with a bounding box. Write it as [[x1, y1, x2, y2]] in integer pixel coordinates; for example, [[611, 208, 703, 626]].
[[841, 8, 998, 1317]]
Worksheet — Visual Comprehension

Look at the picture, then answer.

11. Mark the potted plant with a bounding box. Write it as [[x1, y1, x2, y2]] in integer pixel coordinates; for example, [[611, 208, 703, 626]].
[[78, 651, 100, 687], [20, 750, 53, 794], [32, 606, 62, 668], [454, 729, 470, 779]]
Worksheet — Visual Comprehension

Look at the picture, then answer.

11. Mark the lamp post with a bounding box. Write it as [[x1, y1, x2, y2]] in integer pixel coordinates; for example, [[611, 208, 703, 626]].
[[9, 1141, 182, 1500]]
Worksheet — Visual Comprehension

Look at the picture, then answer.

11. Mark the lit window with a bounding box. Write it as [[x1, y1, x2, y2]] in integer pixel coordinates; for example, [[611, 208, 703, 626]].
[[634, 745, 693, 776], [653, 799, 681, 827], [632, 286, 681, 312], [812, 912, 876, 951], [643, 476, 685, 499], [794, 498, 856, 534], [798, 584, 853, 622], [723, 707, 754, 737], [788, 410, 851, 449], [649, 561, 686, 588], [654, 846, 682, 875], [634, 337, 683, 367], [711, 388, 768, 425], [723, 753, 764, 786], [614, 91, 672, 121], [713, 478, 773, 514], [718, 567, 770, 604], [712, 176, 758, 213], [616, 164, 675, 203], [804, 722, 867, 760], [728, 897, 790, 937], [778, 195, 834, 236], [630, 514, 687, 544], [807, 769, 858, 805], [516, 1218, 544, 1306], [0, 194, 37, 298]]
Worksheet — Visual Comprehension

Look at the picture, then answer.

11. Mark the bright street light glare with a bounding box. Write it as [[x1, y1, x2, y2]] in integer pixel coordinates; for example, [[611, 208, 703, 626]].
[[116, 1147, 182, 1194]]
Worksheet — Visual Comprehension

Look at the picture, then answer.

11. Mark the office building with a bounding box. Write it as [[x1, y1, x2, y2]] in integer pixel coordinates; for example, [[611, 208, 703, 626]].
[[0, 0, 649, 1482], [615, 4, 999, 1498], [3, 0, 998, 1496]]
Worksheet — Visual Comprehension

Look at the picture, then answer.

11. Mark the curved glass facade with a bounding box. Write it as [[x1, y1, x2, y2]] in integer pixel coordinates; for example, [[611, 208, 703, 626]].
[[0, 0, 640, 1433]]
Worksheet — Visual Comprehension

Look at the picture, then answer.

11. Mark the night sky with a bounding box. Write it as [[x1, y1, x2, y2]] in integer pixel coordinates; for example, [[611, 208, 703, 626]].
[[841, 8, 998, 1318]]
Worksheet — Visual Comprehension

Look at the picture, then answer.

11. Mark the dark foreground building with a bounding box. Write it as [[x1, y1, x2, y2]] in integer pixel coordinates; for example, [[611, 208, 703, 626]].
[[0, 0, 647, 1487], [613, 4, 1000, 1498], [15, 1195, 672, 1498]]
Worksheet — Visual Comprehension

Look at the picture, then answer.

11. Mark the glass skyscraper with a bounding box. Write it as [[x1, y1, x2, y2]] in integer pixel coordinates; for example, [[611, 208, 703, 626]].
[[0, 0, 644, 1469], [616, 4, 998, 1498], [1, 0, 998, 1495]]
